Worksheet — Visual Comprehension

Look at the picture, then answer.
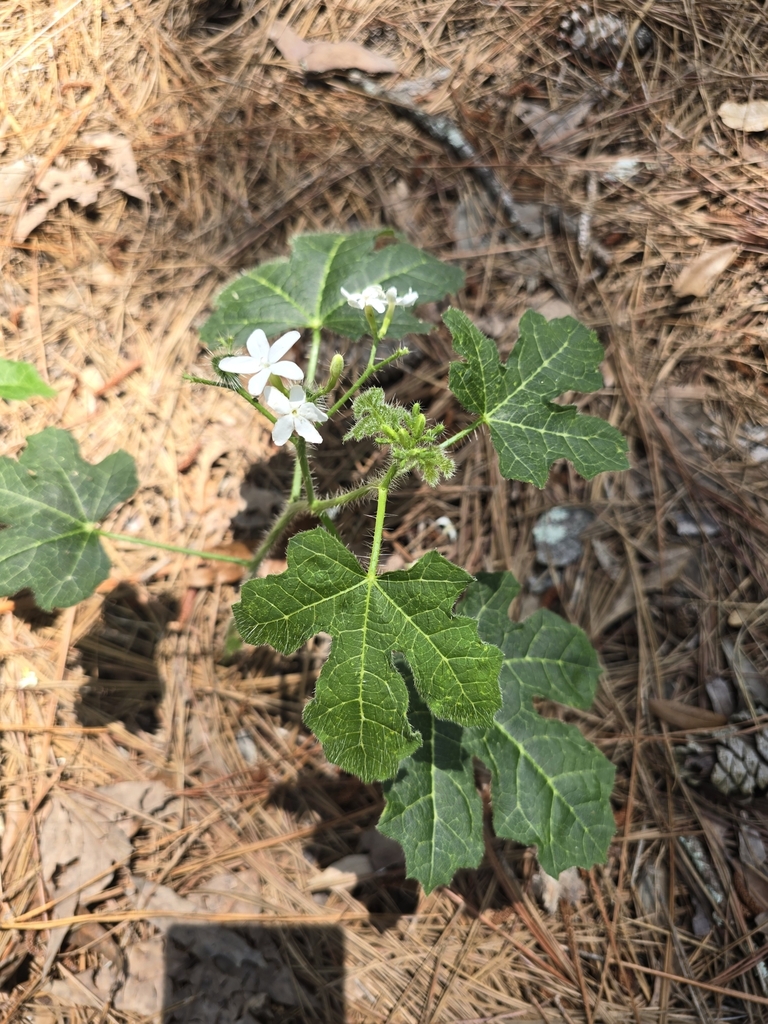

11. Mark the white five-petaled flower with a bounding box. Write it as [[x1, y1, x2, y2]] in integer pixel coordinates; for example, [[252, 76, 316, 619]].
[[264, 385, 328, 446], [218, 328, 303, 396], [341, 284, 388, 313], [387, 286, 419, 307], [340, 284, 419, 313]]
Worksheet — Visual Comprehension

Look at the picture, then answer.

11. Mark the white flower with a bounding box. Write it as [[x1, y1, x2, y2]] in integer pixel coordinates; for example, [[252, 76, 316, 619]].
[[218, 328, 303, 396], [386, 286, 419, 307], [264, 385, 328, 446], [341, 284, 388, 313], [341, 284, 419, 312]]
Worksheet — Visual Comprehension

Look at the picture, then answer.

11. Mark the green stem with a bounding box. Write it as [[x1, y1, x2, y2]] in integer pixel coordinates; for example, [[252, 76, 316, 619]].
[[247, 501, 307, 573], [306, 326, 322, 385], [364, 306, 381, 358], [289, 460, 303, 501], [187, 374, 276, 422], [97, 531, 252, 566], [327, 348, 408, 418], [318, 511, 343, 541], [439, 418, 482, 449], [312, 482, 375, 512], [294, 438, 315, 504], [237, 387, 276, 423], [367, 485, 389, 579]]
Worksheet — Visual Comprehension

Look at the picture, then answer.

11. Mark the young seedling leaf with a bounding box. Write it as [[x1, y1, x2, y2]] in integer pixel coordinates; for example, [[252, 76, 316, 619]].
[[379, 664, 484, 894], [233, 527, 502, 782], [0, 359, 56, 401], [201, 230, 464, 348], [446, 308, 629, 486], [0, 428, 138, 610], [463, 573, 616, 876]]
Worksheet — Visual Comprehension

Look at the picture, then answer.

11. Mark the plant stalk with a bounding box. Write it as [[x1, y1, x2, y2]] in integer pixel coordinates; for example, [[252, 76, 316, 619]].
[[97, 531, 252, 565], [439, 418, 482, 449]]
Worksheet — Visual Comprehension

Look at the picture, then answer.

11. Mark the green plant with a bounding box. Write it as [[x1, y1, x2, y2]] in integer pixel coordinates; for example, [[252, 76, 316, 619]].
[[0, 230, 628, 890]]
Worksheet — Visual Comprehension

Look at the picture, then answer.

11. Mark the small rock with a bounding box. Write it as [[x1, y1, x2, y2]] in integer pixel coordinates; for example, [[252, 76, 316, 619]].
[[359, 828, 405, 871], [670, 510, 719, 538], [307, 854, 374, 892], [235, 728, 259, 765], [533, 507, 594, 566]]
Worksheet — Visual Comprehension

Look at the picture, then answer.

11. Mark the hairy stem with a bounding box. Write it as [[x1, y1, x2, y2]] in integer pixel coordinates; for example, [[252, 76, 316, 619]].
[[97, 531, 252, 565], [318, 511, 343, 541], [311, 482, 375, 512], [439, 418, 482, 449], [294, 438, 315, 505], [367, 485, 389, 579], [327, 349, 408, 418], [306, 326, 323, 385], [247, 501, 307, 573], [289, 461, 303, 502]]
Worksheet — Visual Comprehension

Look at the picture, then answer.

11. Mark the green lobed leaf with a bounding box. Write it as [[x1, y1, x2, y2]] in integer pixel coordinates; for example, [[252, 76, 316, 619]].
[[232, 528, 502, 782], [381, 571, 615, 889], [0, 429, 138, 610], [0, 359, 56, 401], [200, 230, 464, 349], [378, 663, 484, 894], [463, 573, 616, 877], [446, 308, 629, 487]]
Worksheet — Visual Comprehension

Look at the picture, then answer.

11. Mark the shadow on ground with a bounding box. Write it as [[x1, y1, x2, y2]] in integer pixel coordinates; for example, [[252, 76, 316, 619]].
[[164, 924, 345, 1023], [74, 583, 176, 732]]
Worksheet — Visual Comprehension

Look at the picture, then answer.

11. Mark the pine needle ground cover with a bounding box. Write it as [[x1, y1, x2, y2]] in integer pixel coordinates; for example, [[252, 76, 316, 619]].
[[1, 2, 768, 1021]]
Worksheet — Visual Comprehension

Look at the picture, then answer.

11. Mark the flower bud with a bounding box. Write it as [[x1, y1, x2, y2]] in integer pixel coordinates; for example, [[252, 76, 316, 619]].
[[327, 353, 344, 390], [412, 412, 426, 438]]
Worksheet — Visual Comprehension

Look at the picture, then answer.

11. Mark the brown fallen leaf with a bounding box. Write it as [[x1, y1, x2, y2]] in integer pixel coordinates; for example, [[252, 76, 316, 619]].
[[14, 160, 103, 242], [81, 132, 149, 202], [0, 157, 34, 214], [718, 99, 768, 133], [592, 546, 693, 635], [186, 541, 253, 588], [112, 938, 166, 1016], [648, 697, 728, 731], [672, 244, 739, 297], [268, 18, 398, 75], [513, 98, 594, 154], [39, 794, 132, 974]]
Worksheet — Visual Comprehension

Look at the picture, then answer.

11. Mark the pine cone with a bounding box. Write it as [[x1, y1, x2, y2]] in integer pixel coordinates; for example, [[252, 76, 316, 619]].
[[681, 710, 768, 798]]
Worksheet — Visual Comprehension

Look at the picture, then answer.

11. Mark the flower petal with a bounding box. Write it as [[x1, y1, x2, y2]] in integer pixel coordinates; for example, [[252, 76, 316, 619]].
[[263, 386, 291, 415], [294, 416, 323, 444], [272, 415, 295, 446], [287, 385, 307, 404], [247, 367, 271, 396], [298, 402, 328, 423], [271, 360, 304, 380], [245, 329, 269, 361], [218, 355, 259, 374], [396, 289, 419, 307], [269, 330, 301, 363]]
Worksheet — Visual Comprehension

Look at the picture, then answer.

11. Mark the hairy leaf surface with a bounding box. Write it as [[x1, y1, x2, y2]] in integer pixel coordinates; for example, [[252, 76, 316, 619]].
[[381, 572, 615, 888], [233, 528, 502, 781], [0, 359, 56, 401], [464, 573, 616, 876], [0, 429, 138, 609], [378, 664, 484, 894], [446, 308, 628, 486], [201, 230, 464, 348]]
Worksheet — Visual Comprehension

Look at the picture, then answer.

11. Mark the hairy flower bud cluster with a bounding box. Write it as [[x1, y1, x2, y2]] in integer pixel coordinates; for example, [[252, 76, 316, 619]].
[[346, 388, 454, 486]]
